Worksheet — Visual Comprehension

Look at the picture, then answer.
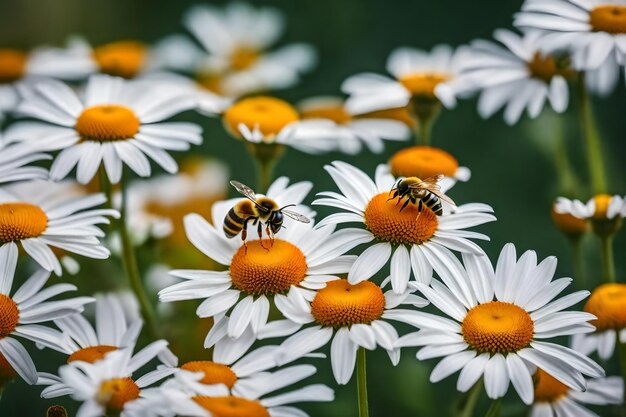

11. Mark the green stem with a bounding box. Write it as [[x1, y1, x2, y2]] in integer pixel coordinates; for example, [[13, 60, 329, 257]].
[[357, 348, 369, 417], [619, 341, 626, 417], [414, 116, 434, 146], [484, 398, 502, 417], [456, 380, 483, 417], [256, 156, 276, 194], [577, 73, 608, 194], [117, 177, 159, 339], [552, 118, 577, 196], [599, 236, 616, 283], [570, 236, 586, 286], [99, 166, 113, 210]]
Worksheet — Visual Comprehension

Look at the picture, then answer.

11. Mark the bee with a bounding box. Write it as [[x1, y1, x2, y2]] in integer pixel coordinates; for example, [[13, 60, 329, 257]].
[[223, 180, 311, 249], [388, 175, 456, 216]]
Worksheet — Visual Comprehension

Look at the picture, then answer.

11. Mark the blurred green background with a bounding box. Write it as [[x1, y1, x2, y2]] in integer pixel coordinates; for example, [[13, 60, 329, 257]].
[[1, 0, 626, 416]]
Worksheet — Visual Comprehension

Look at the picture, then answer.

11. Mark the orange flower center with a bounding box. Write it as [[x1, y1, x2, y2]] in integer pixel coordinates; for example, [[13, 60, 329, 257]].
[[97, 377, 140, 412], [590, 5, 626, 34], [229, 47, 260, 71], [229, 239, 307, 295], [300, 104, 352, 124], [551, 204, 589, 237], [0, 49, 27, 84], [462, 301, 534, 354], [67, 345, 118, 364], [197, 74, 225, 94], [0, 352, 17, 384], [75, 105, 141, 142], [364, 192, 438, 245], [399, 73, 449, 97], [389, 146, 459, 179], [360, 106, 416, 127], [527, 52, 574, 82], [193, 396, 270, 417], [223, 97, 300, 140], [93, 41, 147, 79], [534, 368, 570, 403], [311, 279, 385, 327], [0, 202, 48, 243], [592, 194, 613, 219], [585, 283, 626, 332], [180, 361, 238, 389]]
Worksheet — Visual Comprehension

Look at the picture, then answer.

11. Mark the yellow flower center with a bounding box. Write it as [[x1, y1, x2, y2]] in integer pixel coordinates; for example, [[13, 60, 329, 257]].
[[97, 377, 140, 412], [0, 295, 19, 339], [585, 283, 626, 332], [0, 49, 27, 84], [462, 301, 534, 354], [67, 345, 118, 364], [75, 105, 141, 142], [193, 396, 270, 417], [223, 97, 300, 140], [389, 146, 459, 179], [229, 47, 260, 71], [311, 279, 385, 327], [180, 361, 238, 389], [399, 73, 449, 97], [0, 352, 17, 384], [197, 74, 225, 94], [592, 194, 613, 219], [93, 41, 147, 79], [590, 5, 626, 34], [0, 202, 48, 244], [300, 105, 352, 124], [360, 106, 416, 127], [229, 239, 307, 295], [533, 368, 570, 403], [527, 52, 574, 82], [364, 192, 438, 245], [551, 204, 589, 237]]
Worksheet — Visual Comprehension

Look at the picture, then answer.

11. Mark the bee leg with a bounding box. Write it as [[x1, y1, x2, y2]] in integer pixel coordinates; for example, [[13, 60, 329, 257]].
[[257, 221, 269, 251], [241, 218, 251, 254], [265, 225, 275, 248], [387, 190, 398, 202], [416, 200, 423, 219], [399, 198, 411, 212]]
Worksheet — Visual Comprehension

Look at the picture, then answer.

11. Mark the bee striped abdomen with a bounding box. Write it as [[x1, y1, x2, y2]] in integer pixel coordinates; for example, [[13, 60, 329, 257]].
[[223, 207, 244, 238], [422, 192, 443, 216]]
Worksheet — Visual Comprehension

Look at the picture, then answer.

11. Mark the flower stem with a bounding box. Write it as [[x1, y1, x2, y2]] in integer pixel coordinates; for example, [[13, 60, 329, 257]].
[[456, 380, 483, 417], [117, 177, 159, 339], [619, 341, 626, 416], [484, 398, 502, 417], [356, 347, 369, 417], [552, 117, 577, 196], [413, 116, 434, 146], [257, 156, 277, 194], [599, 235, 616, 283], [577, 73, 608, 194], [99, 166, 114, 210], [570, 236, 586, 286]]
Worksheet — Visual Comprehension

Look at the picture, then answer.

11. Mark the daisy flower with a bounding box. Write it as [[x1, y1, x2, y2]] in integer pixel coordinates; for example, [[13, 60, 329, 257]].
[[551, 200, 590, 239], [572, 283, 626, 360], [314, 161, 495, 294], [158, 177, 363, 341], [514, 0, 626, 95], [222, 96, 344, 154], [12, 74, 202, 184], [0, 139, 50, 184], [0, 46, 92, 120], [274, 278, 428, 384], [125, 157, 228, 245], [43, 347, 173, 417], [532, 369, 622, 417], [387, 146, 471, 185], [153, 2, 316, 97], [0, 180, 118, 275], [459, 29, 572, 125], [0, 244, 93, 385], [297, 96, 411, 154], [395, 244, 604, 404], [145, 363, 334, 417], [342, 45, 468, 116], [555, 195, 626, 221]]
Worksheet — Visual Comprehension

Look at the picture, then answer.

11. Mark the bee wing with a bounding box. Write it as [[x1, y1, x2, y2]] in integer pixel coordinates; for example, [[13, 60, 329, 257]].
[[230, 180, 258, 203], [428, 188, 457, 206], [281, 209, 311, 223]]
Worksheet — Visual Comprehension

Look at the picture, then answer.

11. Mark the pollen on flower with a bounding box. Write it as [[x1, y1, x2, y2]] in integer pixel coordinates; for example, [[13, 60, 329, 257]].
[[585, 283, 626, 332], [389, 146, 458, 179], [462, 301, 534, 354], [527, 52, 573, 82], [0, 203, 48, 243], [75, 105, 141, 142], [223, 97, 300, 140], [399, 73, 448, 97], [533, 368, 570, 403], [551, 204, 589, 237], [311, 279, 385, 327], [181, 361, 238, 389], [97, 377, 140, 412], [300, 104, 352, 124], [364, 193, 438, 245], [229, 239, 307, 295], [0, 351, 17, 384], [93, 41, 146, 79], [590, 5, 626, 34], [67, 345, 118, 364], [193, 396, 270, 417], [230, 47, 260, 71], [0, 49, 27, 84]]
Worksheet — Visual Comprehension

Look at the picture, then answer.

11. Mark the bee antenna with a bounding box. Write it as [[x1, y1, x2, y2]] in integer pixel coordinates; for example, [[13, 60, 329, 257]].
[[279, 203, 296, 210]]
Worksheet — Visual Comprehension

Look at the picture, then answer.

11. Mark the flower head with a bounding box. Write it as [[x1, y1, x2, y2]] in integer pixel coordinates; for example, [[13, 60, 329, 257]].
[[388, 146, 471, 184], [555, 195, 625, 237]]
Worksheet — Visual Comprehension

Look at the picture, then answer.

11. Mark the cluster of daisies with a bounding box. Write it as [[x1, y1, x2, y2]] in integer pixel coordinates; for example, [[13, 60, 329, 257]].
[[0, 1, 625, 417]]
